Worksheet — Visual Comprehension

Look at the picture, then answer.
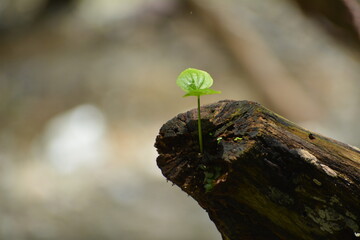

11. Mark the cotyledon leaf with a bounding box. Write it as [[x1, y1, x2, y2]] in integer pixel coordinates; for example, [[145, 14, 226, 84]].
[[176, 68, 220, 97]]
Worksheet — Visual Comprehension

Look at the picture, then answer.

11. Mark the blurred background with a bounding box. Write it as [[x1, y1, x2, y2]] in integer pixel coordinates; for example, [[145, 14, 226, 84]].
[[0, 0, 359, 239]]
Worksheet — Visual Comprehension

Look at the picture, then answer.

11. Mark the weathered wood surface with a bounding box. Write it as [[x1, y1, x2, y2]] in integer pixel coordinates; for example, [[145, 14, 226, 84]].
[[155, 100, 360, 240]]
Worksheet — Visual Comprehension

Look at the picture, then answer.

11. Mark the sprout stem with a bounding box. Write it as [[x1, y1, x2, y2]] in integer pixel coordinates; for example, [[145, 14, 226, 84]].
[[197, 96, 203, 153]]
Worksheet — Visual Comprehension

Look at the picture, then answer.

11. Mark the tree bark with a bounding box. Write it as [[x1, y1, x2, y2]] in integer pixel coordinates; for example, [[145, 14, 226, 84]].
[[155, 100, 360, 240]]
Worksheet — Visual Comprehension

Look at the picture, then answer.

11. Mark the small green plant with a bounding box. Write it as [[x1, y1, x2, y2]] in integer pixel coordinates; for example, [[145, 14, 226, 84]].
[[234, 137, 243, 141], [216, 137, 223, 144], [203, 166, 222, 192], [176, 68, 221, 153], [199, 165, 222, 192]]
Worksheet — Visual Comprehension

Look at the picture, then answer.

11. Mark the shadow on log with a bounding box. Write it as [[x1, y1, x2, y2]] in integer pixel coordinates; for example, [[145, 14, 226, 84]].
[[155, 100, 360, 240]]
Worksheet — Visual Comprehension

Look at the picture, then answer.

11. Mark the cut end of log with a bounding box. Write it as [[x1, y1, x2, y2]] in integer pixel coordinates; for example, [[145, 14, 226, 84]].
[[155, 100, 360, 240]]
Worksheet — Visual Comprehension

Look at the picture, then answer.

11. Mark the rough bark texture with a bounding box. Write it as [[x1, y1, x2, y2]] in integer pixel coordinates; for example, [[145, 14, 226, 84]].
[[155, 100, 360, 240]]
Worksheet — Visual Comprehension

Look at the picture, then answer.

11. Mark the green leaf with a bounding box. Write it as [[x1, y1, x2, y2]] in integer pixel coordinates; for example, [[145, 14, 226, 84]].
[[204, 183, 214, 192], [183, 88, 221, 97], [177, 68, 217, 93]]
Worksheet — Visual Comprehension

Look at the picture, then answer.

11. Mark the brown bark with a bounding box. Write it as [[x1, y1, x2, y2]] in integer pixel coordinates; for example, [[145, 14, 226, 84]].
[[155, 100, 360, 240]]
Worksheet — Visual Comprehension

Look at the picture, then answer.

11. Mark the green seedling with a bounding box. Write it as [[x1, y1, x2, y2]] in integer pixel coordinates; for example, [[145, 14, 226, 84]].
[[216, 137, 223, 144], [234, 137, 243, 141], [176, 68, 221, 153], [203, 166, 222, 192]]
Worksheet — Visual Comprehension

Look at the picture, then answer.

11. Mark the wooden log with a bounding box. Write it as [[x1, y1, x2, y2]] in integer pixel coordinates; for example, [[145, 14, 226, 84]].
[[155, 100, 360, 240]]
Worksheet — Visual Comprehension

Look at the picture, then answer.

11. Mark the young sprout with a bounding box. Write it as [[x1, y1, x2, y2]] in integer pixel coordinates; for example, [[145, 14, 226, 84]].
[[176, 68, 221, 153]]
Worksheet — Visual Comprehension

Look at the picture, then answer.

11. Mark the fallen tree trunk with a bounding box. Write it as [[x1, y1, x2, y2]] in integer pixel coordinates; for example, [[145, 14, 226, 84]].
[[155, 100, 360, 240]]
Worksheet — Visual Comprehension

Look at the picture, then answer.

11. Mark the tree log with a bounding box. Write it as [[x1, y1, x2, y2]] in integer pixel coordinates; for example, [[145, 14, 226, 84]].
[[155, 100, 360, 240]]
